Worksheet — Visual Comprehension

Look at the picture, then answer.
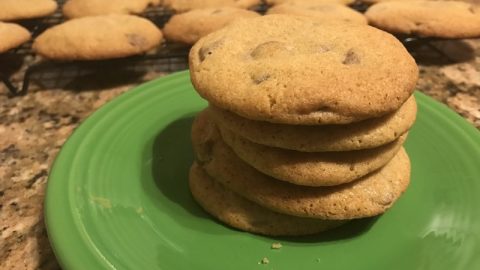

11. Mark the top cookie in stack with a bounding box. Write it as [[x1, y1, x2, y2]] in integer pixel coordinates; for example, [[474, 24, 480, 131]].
[[190, 15, 417, 125], [188, 15, 418, 236]]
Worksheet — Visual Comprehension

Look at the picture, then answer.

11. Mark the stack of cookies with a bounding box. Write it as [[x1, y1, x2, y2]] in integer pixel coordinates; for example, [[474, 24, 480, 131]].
[[188, 15, 418, 236]]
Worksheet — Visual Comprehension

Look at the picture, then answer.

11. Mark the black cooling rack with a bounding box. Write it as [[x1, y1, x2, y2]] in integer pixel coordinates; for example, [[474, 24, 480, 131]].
[[0, 0, 211, 96]]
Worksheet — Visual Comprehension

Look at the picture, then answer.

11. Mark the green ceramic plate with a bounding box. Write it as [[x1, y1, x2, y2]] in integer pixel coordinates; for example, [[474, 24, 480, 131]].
[[45, 71, 480, 270]]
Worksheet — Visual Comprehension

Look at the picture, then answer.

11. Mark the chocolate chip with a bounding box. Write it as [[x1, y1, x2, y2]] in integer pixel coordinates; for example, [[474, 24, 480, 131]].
[[199, 40, 223, 62], [250, 73, 270, 84], [267, 93, 277, 109], [250, 41, 291, 59], [469, 5, 477, 14], [414, 21, 423, 27], [196, 139, 214, 165], [342, 49, 360, 65], [126, 33, 147, 48]]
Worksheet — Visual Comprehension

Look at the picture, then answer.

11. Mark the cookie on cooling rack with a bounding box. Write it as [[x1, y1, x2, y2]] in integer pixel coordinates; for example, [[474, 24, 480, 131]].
[[365, 1, 480, 38], [33, 15, 163, 61], [266, 3, 367, 25], [163, 0, 261, 13], [360, 0, 414, 3], [266, 0, 354, 6], [149, 0, 162, 5], [163, 7, 260, 45], [0, 22, 31, 54], [0, 0, 57, 21], [63, 0, 151, 19]]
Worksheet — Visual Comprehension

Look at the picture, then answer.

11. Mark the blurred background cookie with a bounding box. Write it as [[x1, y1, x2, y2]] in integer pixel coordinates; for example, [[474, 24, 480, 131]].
[[63, 0, 151, 19], [163, 0, 261, 13], [33, 15, 163, 60], [266, 0, 355, 6], [0, 22, 31, 54], [267, 3, 367, 24], [365, 1, 480, 38], [163, 7, 260, 45], [0, 0, 57, 21], [361, 0, 425, 4], [149, 0, 162, 6]]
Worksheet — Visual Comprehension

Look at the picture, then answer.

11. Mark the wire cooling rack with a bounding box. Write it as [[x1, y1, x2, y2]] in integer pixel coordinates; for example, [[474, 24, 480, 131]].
[[0, 0, 457, 96], [0, 0, 201, 96]]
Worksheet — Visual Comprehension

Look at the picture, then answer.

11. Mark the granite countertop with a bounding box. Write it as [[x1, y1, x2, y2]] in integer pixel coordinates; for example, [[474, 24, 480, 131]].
[[1, 39, 479, 270]]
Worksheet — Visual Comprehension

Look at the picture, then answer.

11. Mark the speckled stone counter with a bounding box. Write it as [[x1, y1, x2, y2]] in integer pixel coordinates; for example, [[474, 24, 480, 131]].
[[1, 39, 479, 270]]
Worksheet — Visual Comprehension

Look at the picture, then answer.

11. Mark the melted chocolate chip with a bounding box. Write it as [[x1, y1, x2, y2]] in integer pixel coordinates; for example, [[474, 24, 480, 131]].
[[198, 40, 223, 62], [342, 49, 360, 65], [126, 33, 147, 48], [251, 73, 271, 84], [251, 41, 291, 59]]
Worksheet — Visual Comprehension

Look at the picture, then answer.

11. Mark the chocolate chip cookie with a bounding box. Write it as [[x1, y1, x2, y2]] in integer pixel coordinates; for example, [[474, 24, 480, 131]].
[[190, 15, 418, 125], [33, 15, 163, 60]]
